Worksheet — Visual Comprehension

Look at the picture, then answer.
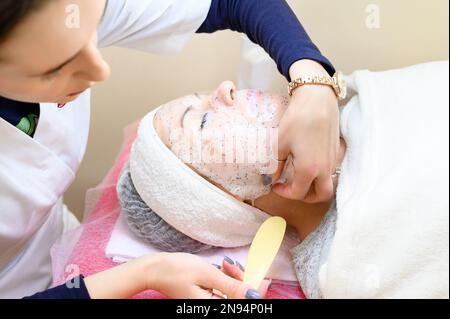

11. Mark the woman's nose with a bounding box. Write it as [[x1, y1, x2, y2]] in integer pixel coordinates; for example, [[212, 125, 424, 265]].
[[73, 44, 111, 83], [214, 81, 237, 107]]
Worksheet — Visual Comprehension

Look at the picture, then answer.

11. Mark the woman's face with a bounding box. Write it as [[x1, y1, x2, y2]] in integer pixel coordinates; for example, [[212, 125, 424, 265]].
[[154, 81, 289, 200], [0, 0, 110, 104]]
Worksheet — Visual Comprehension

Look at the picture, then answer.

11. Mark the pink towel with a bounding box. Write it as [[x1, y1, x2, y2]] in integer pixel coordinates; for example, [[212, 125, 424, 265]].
[[51, 122, 305, 299]]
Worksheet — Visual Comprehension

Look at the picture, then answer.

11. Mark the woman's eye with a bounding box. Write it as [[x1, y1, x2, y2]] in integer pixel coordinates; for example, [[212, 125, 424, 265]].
[[41, 68, 63, 81], [200, 112, 209, 130]]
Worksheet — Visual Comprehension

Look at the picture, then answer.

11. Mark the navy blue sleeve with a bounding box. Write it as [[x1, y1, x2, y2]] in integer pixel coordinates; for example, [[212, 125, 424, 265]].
[[197, 0, 335, 81], [23, 276, 91, 299]]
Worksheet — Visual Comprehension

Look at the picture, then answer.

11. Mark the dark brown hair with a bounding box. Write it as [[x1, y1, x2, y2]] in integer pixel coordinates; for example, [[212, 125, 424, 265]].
[[0, 0, 52, 43]]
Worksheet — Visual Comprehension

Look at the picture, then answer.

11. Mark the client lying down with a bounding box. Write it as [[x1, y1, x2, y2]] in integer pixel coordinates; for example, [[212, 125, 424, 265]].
[[118, 61, 449, 299], [117, 80, 345, 299]]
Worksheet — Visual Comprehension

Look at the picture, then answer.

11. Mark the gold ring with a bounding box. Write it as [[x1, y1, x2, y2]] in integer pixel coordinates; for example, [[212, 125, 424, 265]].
[[272, 156, 287, 164]]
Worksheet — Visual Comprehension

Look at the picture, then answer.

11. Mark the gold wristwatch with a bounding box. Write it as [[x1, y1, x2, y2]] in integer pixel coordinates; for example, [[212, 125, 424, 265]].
[[288, 71, 347, 100]]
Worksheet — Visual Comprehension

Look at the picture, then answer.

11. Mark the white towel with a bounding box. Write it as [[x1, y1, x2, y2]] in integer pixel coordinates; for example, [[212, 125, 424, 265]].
[[321, 61, 449, 298]]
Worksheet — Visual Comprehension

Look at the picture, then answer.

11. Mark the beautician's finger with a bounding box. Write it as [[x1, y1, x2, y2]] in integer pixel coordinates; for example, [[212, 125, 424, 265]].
[[269, 161, 285, 186], [304, 175, 334, 203], [221, 258, 271, 297], [200, 267, 261, 299], [258, 279, 271, 297], [271, 114, 295, 192], [190, 286, 224, 299], [222, 257, 244, 281], [273, 134, 291, 181], [272, 159, 316, 200]]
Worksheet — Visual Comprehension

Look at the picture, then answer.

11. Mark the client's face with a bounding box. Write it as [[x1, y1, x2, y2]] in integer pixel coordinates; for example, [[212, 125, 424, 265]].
[[154, 81, 289, 201]]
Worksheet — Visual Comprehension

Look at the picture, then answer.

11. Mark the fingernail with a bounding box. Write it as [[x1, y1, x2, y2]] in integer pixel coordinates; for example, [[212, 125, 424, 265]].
[[262, 174, 272, 186], [245, 289, 262, 299], [235, 261, 245, 272], [223, 256, 234, 265], [212, 263, 222, 269]]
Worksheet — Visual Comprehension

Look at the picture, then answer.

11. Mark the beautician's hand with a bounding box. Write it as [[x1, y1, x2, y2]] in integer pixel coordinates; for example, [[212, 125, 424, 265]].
[[148, 253, 268, 299], [84, 253, 266, 299], [272, 59, 340, 203]]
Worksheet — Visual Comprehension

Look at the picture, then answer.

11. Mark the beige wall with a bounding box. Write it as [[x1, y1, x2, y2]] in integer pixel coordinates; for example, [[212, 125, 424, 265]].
[[65, 0, 449, 219]]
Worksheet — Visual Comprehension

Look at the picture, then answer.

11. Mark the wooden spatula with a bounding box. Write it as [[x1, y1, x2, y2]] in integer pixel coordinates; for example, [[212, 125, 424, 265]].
[[243, 216, 287, 289]]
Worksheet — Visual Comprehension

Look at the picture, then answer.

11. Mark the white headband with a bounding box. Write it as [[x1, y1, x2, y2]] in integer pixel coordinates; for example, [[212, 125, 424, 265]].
[[130, 108, 270, 247]]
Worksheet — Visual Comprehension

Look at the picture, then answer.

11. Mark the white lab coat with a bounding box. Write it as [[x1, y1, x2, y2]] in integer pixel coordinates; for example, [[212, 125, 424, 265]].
[[0, 0, 211, 298]]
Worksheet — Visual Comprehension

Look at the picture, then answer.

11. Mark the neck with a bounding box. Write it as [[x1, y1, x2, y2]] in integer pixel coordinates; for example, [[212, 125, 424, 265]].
[[254, 138, 347, 241]]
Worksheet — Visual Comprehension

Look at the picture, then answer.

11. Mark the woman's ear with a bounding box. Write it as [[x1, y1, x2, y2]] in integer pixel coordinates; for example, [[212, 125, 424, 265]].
[[214, 81, 237, 106]]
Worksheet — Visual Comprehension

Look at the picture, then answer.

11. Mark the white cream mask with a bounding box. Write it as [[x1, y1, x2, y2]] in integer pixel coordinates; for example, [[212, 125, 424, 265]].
[[168, 90, 288, 200], [181, 118, 276, 201], [130, 108, 272, 247]]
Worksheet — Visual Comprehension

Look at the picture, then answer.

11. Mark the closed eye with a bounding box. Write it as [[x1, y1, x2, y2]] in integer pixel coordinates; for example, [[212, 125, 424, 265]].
[[41, 66, 64, 81], [200, 112, 209, 130]]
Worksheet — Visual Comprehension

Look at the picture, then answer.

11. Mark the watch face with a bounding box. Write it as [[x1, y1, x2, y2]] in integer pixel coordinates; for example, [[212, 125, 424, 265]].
[[336, 71, 347, 100]]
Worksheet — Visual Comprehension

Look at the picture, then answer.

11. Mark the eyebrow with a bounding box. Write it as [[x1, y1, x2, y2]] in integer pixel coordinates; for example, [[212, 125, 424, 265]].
[[181, 105, 193, 128], [38, 49, 82, 76]]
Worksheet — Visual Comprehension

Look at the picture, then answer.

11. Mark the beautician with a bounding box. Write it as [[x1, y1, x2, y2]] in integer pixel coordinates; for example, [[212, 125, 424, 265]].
[[0, 0, 341, 298]]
